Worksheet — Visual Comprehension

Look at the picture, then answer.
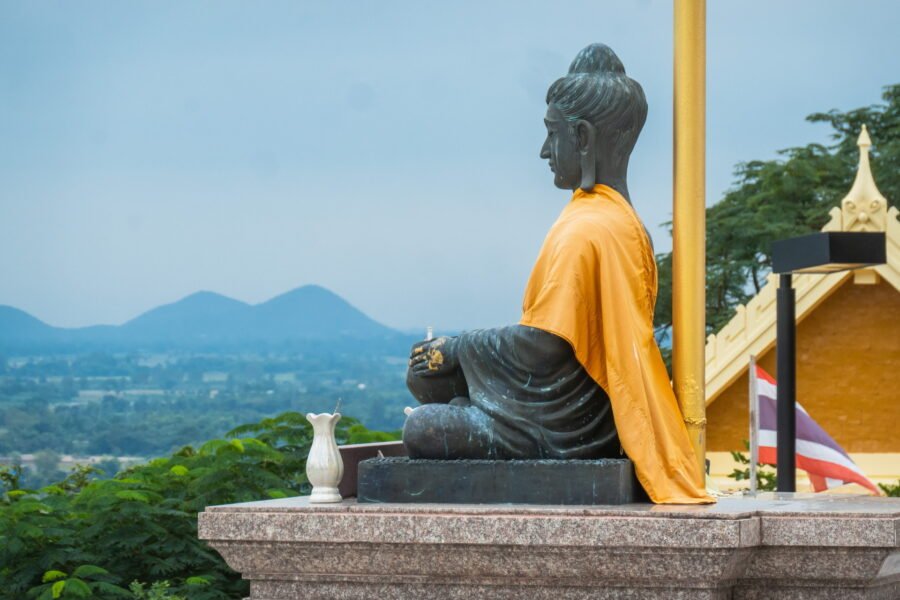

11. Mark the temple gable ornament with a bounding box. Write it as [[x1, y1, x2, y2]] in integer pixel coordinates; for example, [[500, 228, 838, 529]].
[[840, 126, 889, 233], [705, 126, 900, 404]]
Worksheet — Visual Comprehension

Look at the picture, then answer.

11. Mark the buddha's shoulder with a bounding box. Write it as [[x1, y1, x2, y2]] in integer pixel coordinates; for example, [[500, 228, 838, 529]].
[[555, 201, 632, 238]]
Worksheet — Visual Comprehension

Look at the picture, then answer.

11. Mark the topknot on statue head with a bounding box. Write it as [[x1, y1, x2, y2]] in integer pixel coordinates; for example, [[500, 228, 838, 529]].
[[546, 43, 648, 162]]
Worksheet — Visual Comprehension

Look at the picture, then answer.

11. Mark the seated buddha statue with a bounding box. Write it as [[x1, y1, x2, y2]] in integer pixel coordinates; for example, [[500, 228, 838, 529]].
[[402, 43, 711, 504]]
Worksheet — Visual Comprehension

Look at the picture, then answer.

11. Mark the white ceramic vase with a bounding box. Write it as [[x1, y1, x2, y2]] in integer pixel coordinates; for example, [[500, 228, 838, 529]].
[[305, 412, 344, 503]]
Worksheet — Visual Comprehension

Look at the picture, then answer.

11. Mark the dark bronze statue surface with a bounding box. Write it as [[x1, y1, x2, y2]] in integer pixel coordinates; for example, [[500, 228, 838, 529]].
[[403, 43, 648, 460]]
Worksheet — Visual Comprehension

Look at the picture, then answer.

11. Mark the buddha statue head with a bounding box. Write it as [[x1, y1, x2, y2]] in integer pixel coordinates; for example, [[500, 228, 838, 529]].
[[541, 44, 648, 199]]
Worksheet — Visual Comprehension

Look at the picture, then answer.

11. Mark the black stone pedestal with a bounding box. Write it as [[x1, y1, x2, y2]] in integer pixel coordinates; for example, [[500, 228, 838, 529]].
[[357, 457, 645, 505]]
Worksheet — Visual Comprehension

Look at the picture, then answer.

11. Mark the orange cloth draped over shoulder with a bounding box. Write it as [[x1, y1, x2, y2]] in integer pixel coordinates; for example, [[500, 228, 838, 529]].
[[520, 185, 713, 504]]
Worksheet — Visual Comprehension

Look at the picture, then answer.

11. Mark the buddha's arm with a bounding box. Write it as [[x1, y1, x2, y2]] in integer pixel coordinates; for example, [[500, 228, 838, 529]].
[[504, 325, 575, 372], [406, 325, 575, 405], [455, 325, 574, 376]]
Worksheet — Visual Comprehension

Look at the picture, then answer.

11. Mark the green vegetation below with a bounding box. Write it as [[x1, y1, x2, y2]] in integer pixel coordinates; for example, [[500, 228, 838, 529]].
[[1, 412, 399, 599]]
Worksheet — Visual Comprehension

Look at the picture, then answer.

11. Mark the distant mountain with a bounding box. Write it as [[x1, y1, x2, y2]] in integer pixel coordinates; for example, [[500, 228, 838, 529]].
[[252, 285, 391, 339], [120, 291, 252, 344], [0, 285, 403, 354], [0, 306, 60, 344]]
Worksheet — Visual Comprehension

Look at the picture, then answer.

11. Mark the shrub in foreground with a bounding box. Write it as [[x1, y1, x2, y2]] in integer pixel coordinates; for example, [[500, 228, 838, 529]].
[[0, 413, 399, 599]]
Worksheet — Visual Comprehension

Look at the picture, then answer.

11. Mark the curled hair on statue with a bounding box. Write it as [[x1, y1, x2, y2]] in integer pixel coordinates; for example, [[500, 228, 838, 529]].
[[546, 43, 648, 161]]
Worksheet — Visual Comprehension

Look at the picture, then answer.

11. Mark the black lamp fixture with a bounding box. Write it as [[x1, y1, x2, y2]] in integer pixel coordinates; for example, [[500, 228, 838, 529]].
[[770, 231, 886, 492], [772, 231, 887, 275]]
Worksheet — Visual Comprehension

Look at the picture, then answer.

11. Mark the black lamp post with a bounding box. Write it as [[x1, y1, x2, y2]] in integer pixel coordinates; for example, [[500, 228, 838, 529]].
[[770, 231, 886, 492]]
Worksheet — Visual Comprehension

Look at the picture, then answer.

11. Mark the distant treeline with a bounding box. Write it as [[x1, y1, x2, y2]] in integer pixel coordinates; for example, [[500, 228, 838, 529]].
[[0, 349, 412, 489]]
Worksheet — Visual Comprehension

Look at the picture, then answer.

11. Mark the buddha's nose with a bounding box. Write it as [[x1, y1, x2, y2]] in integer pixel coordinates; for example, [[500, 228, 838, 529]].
[[540, 139, 550, 159]]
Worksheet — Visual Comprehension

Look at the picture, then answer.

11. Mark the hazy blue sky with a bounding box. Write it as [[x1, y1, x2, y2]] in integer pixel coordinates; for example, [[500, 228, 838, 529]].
[[2, 1, 898, 332]]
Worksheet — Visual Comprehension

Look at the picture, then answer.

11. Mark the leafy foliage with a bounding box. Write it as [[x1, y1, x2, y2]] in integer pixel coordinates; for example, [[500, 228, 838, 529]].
[[655, 84, 900, 341], [727, 442, 777, 492], [878, 480, 900, 497], [129, 580, 187, 600], [28, 566, 129, 600], [0, 413, 399, 599]]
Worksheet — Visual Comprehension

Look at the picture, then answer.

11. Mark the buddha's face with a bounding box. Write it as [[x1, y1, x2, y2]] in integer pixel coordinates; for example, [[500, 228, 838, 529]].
[[540, 104, 582, 190]]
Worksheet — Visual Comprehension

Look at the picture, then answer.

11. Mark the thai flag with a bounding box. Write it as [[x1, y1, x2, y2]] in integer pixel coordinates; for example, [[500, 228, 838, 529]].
[[753, 365, 879, 494]]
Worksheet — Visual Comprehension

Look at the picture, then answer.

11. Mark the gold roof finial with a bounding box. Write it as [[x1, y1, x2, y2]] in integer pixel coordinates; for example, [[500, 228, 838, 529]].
[[841, 125, 888, 232]]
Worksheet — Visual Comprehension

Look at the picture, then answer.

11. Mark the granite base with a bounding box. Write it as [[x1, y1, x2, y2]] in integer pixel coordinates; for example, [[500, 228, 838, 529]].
[[199, 494, 900, 599]]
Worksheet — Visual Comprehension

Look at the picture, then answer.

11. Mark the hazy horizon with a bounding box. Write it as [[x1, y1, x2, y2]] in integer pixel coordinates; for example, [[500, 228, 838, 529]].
[[2, 1, 899, 332], [3, 283, 432, 333]]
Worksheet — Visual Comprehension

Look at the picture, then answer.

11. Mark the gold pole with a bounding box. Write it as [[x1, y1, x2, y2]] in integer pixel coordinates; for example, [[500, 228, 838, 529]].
[[673, 0, 707, 478]]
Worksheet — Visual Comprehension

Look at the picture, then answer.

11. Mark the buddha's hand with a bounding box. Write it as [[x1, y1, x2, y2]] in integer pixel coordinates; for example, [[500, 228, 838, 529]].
[[408, 336, 459, 377]]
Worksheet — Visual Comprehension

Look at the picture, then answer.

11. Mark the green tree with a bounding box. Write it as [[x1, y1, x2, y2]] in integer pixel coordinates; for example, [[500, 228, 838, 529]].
[[94, 458, 122, 479], [879, 480, 900, 497], [655, 84, 900, 340], [129, 580, 187, 600], [726, 442, 777, 492], [0, 413, 398, 599], [28, 566, 130, 599]]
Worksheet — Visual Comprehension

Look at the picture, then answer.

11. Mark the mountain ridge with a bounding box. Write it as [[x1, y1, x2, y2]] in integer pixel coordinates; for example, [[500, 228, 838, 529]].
[[0, 285, 401, 353]]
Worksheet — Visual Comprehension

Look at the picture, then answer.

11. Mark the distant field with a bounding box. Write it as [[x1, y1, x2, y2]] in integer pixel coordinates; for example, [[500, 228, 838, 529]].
[[0, 349, 410, 488]]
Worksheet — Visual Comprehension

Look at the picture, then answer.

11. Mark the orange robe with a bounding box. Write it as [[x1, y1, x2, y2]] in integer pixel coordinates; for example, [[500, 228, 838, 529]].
[[520, 185, 713, 504]]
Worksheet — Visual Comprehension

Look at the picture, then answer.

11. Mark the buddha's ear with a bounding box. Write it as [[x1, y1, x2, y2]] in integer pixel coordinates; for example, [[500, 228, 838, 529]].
[[577, 120, 597, 191], [575, 120, 595, 153]]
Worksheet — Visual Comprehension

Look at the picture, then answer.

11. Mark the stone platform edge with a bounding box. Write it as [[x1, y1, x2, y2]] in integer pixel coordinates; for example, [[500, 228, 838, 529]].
[[199, 494, 900, 600]]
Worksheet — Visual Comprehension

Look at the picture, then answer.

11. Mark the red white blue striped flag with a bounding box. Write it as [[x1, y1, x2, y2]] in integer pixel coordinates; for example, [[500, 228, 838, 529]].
[[753, 365, 879, 494]]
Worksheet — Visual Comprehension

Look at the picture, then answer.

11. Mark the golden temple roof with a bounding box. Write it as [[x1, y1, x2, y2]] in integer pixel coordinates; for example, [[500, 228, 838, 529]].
[[704, 126, 899, 404]]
